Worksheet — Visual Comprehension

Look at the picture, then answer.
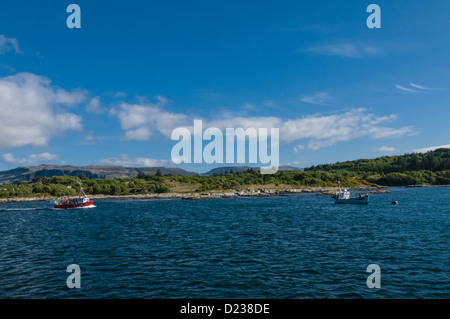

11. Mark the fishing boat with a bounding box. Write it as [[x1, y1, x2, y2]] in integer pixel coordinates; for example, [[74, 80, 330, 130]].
[[332, 181, 369, 204], [51, 184, 94, 209]]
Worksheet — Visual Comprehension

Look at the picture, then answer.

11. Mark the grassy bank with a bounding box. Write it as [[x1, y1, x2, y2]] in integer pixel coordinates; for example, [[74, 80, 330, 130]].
[[0, 170, 377, 200], [2, 166, 449, 203]]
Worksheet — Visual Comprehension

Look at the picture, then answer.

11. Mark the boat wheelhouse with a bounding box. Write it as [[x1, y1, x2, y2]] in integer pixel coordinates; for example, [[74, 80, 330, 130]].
[[51, 185, 94, 209], [332, 181, 369, 204]]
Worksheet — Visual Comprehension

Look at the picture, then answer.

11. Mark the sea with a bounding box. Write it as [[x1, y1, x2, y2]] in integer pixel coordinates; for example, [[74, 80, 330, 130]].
[[0, 187, 448, 299]]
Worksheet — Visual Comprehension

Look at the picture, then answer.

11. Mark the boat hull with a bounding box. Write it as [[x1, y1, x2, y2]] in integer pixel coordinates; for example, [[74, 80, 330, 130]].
[[54, 201, 94, 209], [334, 197, 369, 204]]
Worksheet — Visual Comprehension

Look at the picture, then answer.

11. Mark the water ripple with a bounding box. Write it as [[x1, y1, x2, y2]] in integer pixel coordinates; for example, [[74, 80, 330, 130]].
[[0, 187, 449, 298]]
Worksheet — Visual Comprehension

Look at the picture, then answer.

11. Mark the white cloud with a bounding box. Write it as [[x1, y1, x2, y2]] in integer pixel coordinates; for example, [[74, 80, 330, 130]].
[[112, 99, 282, 143], [207, 109, 413, 150], [396, 83, 439, 93], [280, 108, 414, 150], [395, 84, 420, 93], [414, 144, 450, 153], [409, 83, 438, 90], [97, 154, 170, 167], [304, 42, 382, 58], [0, 35, 21, 54], [208, 116, 282, 131], [110, 96, 189, 140], [0, 152, 60, 165], [123, 127, 152, 141], [207, 116, 282, 143], [111, 96, 414, 152], [283, 160, 307, 167], [368, 126, 415, 139], [85, 97, 105, 114], [409, 83, 426, 90], [374, 146, 396, 154], [0, 73, 86, 149], [300, 92, 331, 105], [293, 145, 305, 153]]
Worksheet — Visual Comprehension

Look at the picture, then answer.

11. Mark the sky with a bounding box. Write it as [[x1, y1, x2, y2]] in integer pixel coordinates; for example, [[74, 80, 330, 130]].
[[0, 0, 449, 173]]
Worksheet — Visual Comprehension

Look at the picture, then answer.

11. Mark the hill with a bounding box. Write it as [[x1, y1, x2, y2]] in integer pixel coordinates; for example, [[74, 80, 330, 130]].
[[0, 164, 195, 184], [1, 149, 449, 187], [203, 165, 302, 175], [305, 148, 450, 174]]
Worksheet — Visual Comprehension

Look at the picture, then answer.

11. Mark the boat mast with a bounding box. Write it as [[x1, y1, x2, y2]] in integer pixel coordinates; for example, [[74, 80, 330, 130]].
[[78, 182, 87, 198]]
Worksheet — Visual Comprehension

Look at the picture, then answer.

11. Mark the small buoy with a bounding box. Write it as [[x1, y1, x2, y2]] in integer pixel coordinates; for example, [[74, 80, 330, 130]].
[[392, 201, 399, 205]]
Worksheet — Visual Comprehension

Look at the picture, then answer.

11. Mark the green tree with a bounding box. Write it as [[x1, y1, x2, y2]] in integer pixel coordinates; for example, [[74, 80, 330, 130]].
[[398, 156, 407, 173], [408, 153, 421, 171], [136, 171, 146, 179]]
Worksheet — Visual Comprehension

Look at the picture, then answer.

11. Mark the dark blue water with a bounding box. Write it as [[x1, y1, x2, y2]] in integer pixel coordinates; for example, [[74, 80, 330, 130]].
[[0, 187, 449, 298]]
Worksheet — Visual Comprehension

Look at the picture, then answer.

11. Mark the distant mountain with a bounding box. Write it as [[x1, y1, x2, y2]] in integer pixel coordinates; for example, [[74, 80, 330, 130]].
[[203, 165, 303, 175], [0, 165, 195, 184], [278, 165, 304, 171]]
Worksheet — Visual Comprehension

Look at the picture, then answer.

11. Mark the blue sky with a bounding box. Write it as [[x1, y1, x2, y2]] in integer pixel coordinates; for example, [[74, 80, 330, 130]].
[[0, 0, 449, 173]]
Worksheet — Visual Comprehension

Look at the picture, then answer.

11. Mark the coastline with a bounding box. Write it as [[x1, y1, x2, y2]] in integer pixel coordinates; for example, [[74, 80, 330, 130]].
[[4, 184, 450, 204], [0, 186, 392, 203]]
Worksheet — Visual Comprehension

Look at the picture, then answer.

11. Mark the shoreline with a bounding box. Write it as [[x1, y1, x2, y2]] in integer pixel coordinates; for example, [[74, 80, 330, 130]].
[[1, 184, 448, 204], [0, 186, 392, 203]]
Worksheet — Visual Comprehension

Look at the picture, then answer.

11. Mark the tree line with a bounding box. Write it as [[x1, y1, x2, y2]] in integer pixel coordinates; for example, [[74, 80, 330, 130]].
[[305, 148, 450, 174], [1, 149, 450, 199]]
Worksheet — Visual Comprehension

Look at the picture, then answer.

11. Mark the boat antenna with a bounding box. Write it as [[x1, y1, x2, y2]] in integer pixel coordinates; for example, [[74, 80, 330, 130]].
[[77, 181, 87, 198]]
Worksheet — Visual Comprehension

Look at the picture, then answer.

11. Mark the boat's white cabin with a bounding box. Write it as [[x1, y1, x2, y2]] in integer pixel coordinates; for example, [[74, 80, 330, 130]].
[[336, 189, 351, 199]]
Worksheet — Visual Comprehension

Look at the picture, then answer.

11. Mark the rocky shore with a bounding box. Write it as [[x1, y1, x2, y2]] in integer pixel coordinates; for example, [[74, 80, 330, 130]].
[[0, 186, 391, 203]]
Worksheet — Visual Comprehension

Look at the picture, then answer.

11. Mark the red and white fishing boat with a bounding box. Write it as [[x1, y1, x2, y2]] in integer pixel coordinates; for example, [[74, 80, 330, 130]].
[[51, 185, 95, 209]]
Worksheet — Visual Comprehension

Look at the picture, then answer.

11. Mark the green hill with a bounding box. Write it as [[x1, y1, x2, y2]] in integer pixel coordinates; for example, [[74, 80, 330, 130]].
[[306, 148, 450, 174], [305, 148, 450, 186], [0, 164, 195, 184], [1, 149, 450, 200]]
